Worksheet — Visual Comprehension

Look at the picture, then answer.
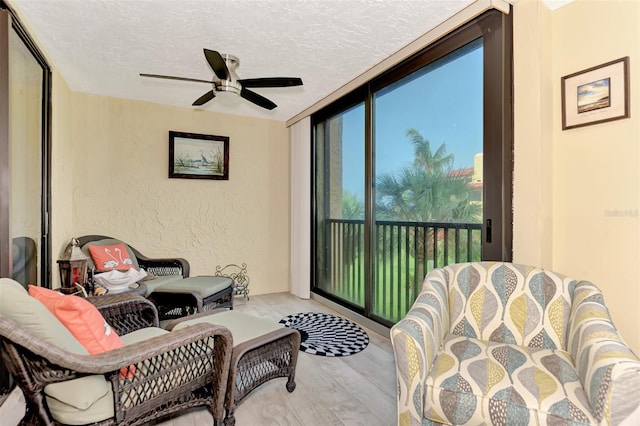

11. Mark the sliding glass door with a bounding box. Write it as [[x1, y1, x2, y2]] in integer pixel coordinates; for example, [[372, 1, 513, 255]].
[[312, 10, 512, 326], [1, 3, 52, 391], [0, 4, 51, 288], [372, 39, 483, 322], [314, 100, 366, 310]]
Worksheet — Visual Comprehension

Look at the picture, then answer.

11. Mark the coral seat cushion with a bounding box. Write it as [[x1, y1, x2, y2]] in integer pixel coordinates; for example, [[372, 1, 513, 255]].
[[88, 242, 136, 272]]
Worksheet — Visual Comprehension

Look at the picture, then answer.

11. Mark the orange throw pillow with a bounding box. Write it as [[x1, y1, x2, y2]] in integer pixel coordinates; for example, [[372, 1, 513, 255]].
[[28, 285, 135, 379], [88, 242, 136, 272]]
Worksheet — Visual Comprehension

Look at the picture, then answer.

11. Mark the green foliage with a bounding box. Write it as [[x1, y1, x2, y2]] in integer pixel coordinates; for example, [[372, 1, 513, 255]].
[[342, 190, 364, 219], [375, 128, 481, 224]]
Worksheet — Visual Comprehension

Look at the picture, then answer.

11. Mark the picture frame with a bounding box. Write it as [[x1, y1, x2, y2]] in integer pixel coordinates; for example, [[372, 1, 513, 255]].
[[561, 57, 630, 130], [168, 131, 229, 180]]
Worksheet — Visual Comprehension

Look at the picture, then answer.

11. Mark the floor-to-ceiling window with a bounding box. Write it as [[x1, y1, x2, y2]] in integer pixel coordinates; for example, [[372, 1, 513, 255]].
[[312, 9, 512, 326]]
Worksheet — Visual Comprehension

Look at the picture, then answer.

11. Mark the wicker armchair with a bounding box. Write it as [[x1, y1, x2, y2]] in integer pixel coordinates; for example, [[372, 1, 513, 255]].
[[0, 280, 233, 426]]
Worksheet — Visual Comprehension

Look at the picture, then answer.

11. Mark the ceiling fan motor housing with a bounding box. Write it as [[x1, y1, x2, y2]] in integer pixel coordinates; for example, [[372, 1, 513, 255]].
[[215, 54, 242, 94]]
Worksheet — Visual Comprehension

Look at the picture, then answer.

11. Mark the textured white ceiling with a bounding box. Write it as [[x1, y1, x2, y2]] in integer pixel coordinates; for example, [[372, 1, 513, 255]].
[[7, 0, 477, 121]]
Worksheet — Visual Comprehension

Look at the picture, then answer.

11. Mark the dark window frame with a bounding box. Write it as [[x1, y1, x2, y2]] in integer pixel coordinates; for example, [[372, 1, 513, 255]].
[[311, 8, 512, 323], [0, 2, 53, 286]]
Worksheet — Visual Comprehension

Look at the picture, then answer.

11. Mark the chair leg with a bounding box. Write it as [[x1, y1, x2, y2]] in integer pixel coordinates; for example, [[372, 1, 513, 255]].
[[224, 409, 236, 426], [286, 378, 296, 392]]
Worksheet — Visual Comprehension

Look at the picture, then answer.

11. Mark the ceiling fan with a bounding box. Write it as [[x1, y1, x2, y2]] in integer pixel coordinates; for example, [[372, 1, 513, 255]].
[[140, 49, 303, 110]]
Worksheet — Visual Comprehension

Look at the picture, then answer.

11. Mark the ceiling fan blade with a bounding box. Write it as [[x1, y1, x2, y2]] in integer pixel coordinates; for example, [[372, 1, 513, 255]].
[[203, 49, 230, 80], [140, 73, 212, 84], [192, 90, 216, 106], [238, 77, 303, 88], [240, 88, 277, 110]]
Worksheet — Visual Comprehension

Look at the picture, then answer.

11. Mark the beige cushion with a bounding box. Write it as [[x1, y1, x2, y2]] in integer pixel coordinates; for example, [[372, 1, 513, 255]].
[[0, 278, 87, 354], [172, 311, 281, 345], [152, 276, 232, 298], [45, 386, 114, 426], [44, 376, 111, 411], [121, 327, 169, 345], [141, 275, 185, 296], [44, 328, 170, 425]]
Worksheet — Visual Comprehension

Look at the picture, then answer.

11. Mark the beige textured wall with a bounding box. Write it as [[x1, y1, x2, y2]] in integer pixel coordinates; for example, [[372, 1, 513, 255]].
[[513, 0, 554, 268], [513, 0, 640, 353], [60, 93, 290, 296]]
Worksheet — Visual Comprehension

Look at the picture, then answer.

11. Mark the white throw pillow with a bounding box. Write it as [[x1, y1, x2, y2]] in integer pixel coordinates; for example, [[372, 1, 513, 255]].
[[93, 268, 147, 292]]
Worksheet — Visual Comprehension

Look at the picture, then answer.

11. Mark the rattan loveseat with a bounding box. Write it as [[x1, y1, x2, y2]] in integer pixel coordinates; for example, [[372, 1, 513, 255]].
[[0, 278, 233, 425]]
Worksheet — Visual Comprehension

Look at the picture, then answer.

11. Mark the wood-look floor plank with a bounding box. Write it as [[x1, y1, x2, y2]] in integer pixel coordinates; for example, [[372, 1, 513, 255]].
[[1, 293, 397, 426]]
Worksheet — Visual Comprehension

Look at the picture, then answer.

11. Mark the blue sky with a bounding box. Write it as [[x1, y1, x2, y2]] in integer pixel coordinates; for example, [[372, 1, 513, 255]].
[[340, 39, 483, 199]]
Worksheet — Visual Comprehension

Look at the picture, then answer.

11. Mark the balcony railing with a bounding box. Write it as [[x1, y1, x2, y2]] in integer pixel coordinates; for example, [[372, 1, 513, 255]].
[[320, 219, 482, 323]]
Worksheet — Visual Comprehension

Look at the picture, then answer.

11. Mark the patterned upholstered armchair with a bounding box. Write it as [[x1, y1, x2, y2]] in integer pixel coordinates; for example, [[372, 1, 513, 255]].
[[391, 262, 640, 426]]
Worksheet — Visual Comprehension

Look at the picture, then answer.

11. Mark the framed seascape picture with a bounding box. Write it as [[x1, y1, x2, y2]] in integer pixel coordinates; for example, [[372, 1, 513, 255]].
[[168, 131, 229, 180], [561, 57, 630, 130]]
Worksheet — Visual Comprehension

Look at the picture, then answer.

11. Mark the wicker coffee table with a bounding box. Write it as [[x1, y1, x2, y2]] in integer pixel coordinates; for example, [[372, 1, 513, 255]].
[[167, 310, 301, 426]]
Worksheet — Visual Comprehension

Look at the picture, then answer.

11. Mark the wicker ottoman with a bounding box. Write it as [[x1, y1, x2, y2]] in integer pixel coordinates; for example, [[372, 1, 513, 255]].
[[167, 310, 301, 426], [148, 275, 233, 320]]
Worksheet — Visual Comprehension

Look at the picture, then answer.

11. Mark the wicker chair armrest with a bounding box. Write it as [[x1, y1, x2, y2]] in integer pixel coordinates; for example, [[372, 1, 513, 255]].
[[85, 324, 232, 374], [88, 293, 159, 333], [231, 327, 300, 364], [2, 317, 230, 375]]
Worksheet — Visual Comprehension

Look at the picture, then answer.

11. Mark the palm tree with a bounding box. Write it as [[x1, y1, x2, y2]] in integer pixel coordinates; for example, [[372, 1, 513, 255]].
[[375, 128, 481, 297], [406, 128, 454, 175], [376, 129, 479, 224]]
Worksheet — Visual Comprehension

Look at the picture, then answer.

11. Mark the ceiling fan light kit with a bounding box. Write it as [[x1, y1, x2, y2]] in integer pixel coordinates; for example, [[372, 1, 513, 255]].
[[140, 49, 303, 110]]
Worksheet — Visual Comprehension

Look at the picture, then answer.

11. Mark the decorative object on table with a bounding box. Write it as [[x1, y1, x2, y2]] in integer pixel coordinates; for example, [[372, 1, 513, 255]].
[[57, 237, 89, 294], [169, 130, 229, 180], [279, 312, 369, 357], [561, 56, 629, 130], [215, 263, 250, 300]]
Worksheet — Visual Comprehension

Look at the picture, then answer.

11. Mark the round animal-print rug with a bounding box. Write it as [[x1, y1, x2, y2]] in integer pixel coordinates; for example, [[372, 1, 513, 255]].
[[279, 312, 369, 357]]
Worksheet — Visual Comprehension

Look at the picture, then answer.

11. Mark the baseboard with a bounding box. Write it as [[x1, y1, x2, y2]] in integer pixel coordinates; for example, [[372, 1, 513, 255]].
[[310, 293, 391, 340]]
